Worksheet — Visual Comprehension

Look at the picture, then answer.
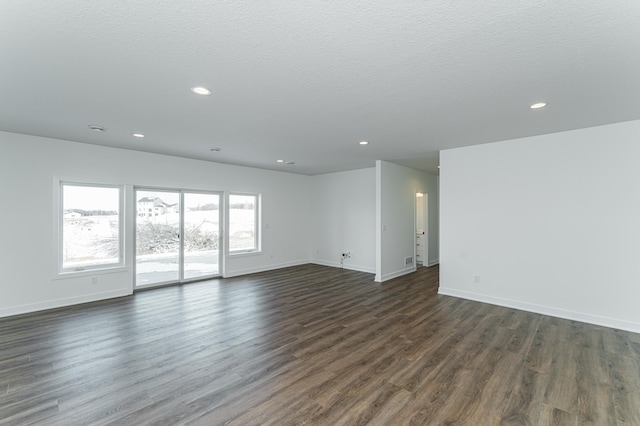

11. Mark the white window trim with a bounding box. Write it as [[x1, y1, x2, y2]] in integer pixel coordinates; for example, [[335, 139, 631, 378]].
[[227, 192, 261, 255], [54, 180, 126, 278]]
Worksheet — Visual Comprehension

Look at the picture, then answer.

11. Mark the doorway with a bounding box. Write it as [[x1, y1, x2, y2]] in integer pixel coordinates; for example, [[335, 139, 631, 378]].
[[135, 189, 221, 288], [416, 192, 428, 267]]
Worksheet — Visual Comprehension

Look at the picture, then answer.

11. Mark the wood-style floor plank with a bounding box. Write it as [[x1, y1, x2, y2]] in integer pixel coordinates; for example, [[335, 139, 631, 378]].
[[1, 264, 639, 425]]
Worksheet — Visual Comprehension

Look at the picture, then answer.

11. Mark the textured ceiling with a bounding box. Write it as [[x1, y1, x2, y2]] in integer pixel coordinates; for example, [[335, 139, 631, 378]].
[[2, 1, 640, 175]]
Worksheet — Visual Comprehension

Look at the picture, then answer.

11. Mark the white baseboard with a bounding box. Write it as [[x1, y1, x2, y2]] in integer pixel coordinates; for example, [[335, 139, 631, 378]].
[[375, 266, 416, 283], [311, 259, 375, 274], [0, 288, 131, 319], [223, 259, 310, 278], [438, 287, 640, 334], [427, 259, 439, 267]]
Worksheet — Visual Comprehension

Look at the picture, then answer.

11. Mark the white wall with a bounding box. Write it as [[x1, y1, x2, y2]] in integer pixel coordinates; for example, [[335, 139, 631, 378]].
[[310, 168, 376, 273], [0, 131, 311, 317], [439, 119, 640, 333], [376, 161, 439, 282]]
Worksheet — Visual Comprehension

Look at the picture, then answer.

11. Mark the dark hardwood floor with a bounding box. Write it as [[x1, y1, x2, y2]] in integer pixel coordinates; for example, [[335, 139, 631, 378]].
[[1, 264, 640, 425]]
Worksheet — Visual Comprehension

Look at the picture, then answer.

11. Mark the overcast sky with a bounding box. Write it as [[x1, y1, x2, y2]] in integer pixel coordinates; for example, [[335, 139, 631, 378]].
[[63, 185, 119, 211]]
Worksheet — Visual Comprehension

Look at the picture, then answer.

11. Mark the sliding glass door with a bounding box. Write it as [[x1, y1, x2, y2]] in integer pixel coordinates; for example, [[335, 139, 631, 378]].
[[135, 190, 180, 286], [135, 189, 220, 288], [183, 193, 220, 280]]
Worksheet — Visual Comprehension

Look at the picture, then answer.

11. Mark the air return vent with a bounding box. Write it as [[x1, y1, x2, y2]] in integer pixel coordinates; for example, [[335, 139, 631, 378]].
[[405, 256, 413, 266]]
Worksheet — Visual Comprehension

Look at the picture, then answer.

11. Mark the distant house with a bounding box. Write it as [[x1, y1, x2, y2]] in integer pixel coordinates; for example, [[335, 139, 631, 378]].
[[137, 197, 178, 217], [63, 211, 82, 219]]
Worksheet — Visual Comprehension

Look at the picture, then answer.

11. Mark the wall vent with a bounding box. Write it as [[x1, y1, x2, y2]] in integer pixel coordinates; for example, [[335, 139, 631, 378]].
[[404, 256, 413, 266]]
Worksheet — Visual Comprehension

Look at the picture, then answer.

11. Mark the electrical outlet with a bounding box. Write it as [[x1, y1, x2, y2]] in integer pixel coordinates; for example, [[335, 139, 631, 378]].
[[474, 275, 480, 283], [90, 277, 98, 285]]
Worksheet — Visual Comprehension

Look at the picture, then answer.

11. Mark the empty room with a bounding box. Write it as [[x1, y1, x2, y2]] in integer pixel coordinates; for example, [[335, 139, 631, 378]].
[[2, 1, 640, 425]]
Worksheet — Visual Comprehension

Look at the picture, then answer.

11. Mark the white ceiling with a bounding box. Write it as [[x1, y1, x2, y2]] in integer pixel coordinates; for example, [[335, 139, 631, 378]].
[[2, 1, 640, 175]]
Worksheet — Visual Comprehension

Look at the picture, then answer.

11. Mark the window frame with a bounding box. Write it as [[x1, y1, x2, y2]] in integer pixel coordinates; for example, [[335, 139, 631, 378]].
[[56, 181, 125, 276], [227, 192, 261, 255]]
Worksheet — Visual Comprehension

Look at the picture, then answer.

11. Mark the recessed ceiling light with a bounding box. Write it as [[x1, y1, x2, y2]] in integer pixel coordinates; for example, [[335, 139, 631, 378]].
[[277, 159, 285, 163], [210, 147, 221, 152], [88, 125, 106, 132], [530, 102, 546, 109], [132, 133, 145, 138], [359, 141, 369, 145], [191, 86, 212, 96]]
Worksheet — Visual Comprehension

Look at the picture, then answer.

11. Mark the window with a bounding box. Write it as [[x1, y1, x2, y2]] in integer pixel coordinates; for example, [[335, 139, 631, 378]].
[[228, 193, 260, 253], [60, 183, 123, 272]]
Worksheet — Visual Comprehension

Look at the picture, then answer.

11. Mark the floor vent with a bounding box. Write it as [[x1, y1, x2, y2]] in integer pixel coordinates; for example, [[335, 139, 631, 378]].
[[405, 256, 413, 266]]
